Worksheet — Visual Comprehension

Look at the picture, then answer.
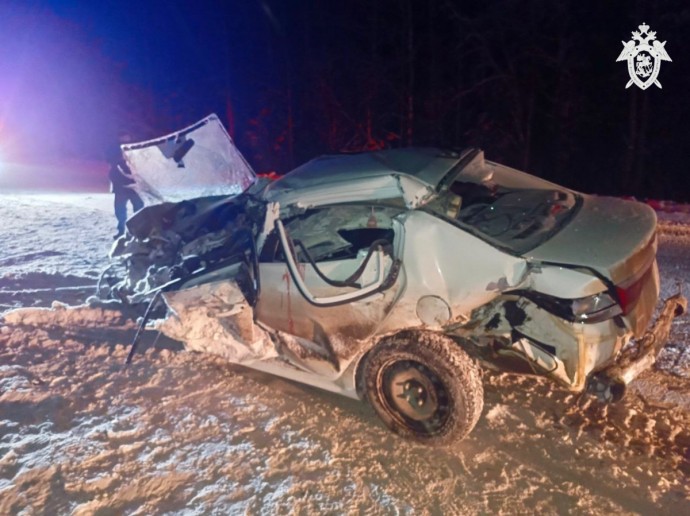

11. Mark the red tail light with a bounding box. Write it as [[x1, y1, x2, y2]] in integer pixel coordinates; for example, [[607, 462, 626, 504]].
[[615, 265, 653, 315]]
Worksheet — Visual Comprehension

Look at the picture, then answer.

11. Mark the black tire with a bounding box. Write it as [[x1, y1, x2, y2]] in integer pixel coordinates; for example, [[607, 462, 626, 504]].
[[361, 331, 483, 446]]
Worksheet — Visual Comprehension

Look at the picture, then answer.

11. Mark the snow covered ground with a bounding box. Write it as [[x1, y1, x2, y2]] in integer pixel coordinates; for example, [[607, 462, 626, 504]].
[[0, 192, 689, 514]]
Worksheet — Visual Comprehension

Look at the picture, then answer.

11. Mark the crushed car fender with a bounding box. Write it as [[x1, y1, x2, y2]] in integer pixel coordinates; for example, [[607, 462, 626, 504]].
[[157, 281, 277, 363]]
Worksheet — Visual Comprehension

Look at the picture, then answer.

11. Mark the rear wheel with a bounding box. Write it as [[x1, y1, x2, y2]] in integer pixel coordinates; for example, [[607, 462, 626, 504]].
[[361, 331, 483, 446]]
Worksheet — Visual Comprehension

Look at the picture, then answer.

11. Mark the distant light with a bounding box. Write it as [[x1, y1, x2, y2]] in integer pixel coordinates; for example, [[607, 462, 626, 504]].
[[0, 141, 12, 174]]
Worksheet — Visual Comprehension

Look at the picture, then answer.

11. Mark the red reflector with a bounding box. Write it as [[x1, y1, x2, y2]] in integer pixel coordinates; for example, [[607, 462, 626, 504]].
[[616, 265, 653, 315]]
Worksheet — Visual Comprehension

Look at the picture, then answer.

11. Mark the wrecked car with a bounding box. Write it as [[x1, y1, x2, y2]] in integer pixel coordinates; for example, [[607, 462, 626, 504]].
[[101, 114, 686, 445]]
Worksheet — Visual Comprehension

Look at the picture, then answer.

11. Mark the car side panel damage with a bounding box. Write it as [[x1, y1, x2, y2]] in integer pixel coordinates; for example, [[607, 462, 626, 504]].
[[100, 117, 686, 444], [253, 204, 405, 377], [109, 170, 678, 399], [157, 280, 277, 363], [376, 210, 528, 335], [453, 296, 618, 389], [114, 199, 407, 393]]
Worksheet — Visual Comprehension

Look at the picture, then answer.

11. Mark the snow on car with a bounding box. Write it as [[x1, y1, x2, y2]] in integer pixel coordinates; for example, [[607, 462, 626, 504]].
[[100, 114, 686, 445]]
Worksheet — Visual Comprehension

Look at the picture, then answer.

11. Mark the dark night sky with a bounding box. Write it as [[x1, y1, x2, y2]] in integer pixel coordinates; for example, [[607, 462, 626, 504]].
[[0, 1, 689, 199], [1, 1, 271, 154], [48, 1, 272, 104]]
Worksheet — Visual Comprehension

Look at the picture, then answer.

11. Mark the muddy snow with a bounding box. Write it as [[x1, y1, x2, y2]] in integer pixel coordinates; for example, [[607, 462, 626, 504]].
[[0, 193, 689, 514]]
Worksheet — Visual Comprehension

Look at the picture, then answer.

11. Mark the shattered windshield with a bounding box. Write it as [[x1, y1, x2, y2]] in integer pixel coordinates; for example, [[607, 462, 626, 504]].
[[426, 164, 579, 254], [122, 114, 256, 206]]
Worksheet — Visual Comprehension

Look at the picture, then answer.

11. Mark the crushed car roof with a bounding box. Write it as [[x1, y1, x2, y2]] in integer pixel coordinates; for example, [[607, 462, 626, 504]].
[[263, 147, 479, 209], [270, 147, 465, 191]]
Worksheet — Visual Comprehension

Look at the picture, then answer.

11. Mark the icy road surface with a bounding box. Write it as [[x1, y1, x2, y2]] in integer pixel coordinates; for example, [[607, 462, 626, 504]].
[[0, 193, 689, 514]]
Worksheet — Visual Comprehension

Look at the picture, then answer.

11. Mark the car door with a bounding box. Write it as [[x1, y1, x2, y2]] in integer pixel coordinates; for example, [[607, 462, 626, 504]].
[[254, 204, 405, 370]]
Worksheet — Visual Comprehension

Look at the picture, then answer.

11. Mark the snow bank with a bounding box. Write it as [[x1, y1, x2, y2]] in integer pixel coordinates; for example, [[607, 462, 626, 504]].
[[1, 301, 133, 329]]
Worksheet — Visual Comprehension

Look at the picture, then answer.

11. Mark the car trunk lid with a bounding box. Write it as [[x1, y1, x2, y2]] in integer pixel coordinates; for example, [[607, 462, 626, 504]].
[[526, 195, 658, 336], [526, 196, 656, 283]]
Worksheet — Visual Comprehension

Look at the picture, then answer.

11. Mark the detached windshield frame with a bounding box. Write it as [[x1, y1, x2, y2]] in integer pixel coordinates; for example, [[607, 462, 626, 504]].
[[423, 159, 582, 255]]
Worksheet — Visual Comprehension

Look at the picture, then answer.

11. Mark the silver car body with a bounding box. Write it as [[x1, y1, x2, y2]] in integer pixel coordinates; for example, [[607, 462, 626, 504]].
[[114, 115, 660, 400]]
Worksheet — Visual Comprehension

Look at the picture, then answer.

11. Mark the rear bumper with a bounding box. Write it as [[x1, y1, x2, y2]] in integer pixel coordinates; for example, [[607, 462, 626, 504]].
[[587, 292, 687, 401]]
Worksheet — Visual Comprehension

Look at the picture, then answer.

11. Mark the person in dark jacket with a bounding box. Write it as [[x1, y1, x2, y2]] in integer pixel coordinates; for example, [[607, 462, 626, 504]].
[[108, 131, 144, 238]]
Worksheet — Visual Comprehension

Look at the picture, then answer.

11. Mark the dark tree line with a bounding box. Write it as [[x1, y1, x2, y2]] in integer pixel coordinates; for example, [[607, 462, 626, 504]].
[[225, 0, 689, 200], [4, 1, 686, 200]]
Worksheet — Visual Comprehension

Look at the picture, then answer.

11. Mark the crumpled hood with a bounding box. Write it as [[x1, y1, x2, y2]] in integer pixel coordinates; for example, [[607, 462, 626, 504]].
[[121, 114, 256, 206], [526, 195, 657, 284]]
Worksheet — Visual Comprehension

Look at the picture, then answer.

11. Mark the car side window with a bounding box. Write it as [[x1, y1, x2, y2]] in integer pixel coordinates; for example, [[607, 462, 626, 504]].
[[259, 205, 401, 263]]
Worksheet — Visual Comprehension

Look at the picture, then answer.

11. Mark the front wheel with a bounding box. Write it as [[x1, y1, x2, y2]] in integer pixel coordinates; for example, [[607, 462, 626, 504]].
[[361, 331, 483, 446]]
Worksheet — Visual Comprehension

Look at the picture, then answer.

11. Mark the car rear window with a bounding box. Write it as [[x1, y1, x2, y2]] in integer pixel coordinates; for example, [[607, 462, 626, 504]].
[[425, 167, 580, 254]]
